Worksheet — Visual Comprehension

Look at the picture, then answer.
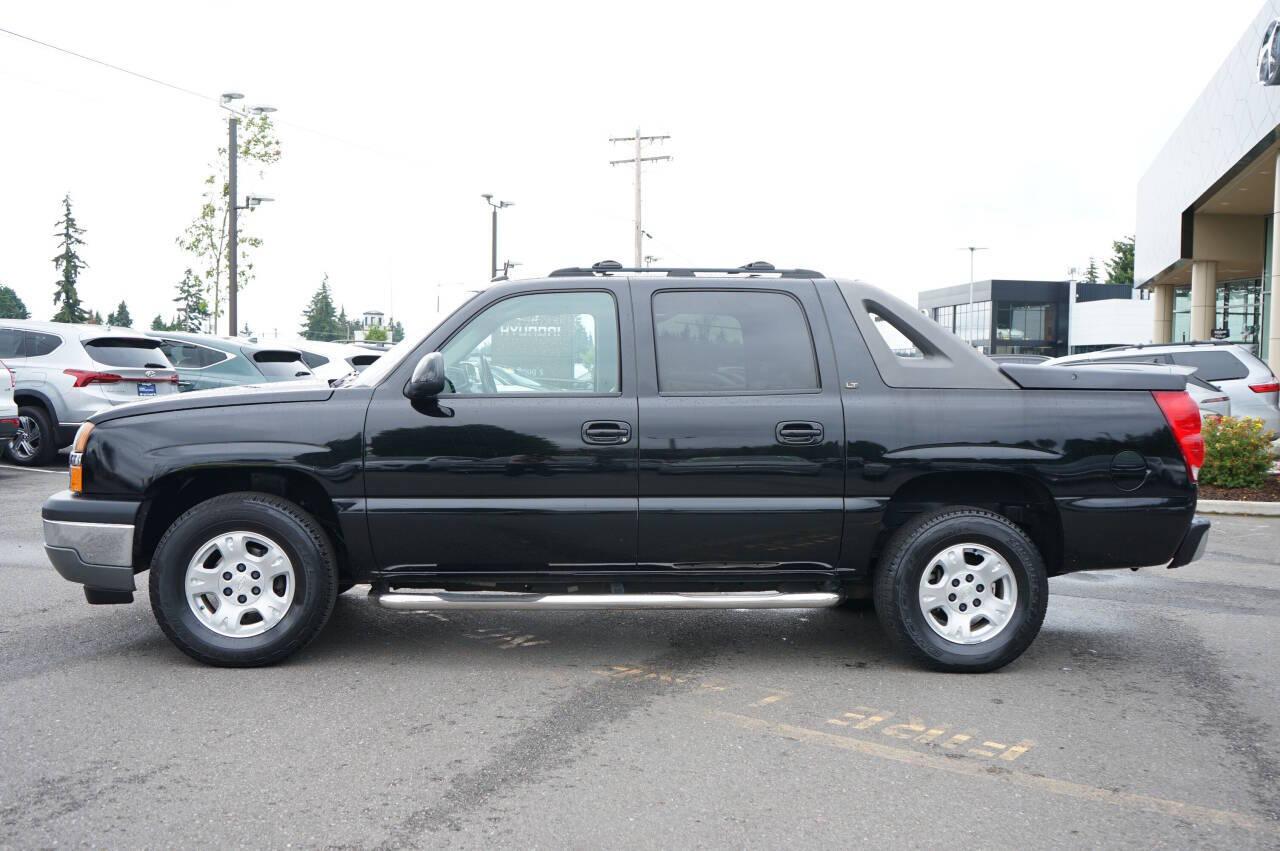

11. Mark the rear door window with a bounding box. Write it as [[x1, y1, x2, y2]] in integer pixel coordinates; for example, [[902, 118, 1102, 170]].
[[652, 290, 819, 393], [82, 338, 170, 368], [1169, 350, 1249, 381]]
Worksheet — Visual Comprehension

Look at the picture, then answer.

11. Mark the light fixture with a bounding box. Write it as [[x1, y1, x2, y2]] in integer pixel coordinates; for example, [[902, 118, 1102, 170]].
[[248, 105, 277, 115], [220, 92, 244, 104]]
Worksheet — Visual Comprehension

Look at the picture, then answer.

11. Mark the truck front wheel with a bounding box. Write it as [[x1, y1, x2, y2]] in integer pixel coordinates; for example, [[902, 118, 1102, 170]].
[[873, 507, 1048, 673], [149, 492, 338, 667]]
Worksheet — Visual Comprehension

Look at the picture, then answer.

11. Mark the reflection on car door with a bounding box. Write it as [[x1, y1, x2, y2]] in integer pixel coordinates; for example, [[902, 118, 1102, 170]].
[[363, 284, 639, 571]]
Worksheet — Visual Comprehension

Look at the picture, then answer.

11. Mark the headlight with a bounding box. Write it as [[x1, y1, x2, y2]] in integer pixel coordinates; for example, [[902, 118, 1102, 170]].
[[69, 422, 94, 492]]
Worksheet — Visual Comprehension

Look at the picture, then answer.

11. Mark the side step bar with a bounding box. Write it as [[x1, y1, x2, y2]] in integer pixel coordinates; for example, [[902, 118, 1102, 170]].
[[370, 589, 842, 612]]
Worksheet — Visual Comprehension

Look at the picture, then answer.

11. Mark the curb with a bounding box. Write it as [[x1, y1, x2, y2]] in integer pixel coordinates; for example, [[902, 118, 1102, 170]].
[[1197, 499, 1280, 517]]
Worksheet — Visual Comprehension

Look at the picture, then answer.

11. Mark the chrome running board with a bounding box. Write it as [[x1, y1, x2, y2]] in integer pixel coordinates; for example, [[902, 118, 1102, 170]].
[[370, 589, 841, 611]]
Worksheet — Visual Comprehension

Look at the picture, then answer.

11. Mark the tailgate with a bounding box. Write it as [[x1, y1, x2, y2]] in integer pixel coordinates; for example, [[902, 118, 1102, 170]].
[[79, 337, 179, 404]]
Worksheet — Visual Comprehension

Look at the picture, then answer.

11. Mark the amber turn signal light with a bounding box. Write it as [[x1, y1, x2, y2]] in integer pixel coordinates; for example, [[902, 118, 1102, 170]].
[[69, 422, 94, 492]]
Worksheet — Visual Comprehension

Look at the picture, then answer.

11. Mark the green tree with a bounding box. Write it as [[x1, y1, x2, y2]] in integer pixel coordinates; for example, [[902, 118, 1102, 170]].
[[389, 319, 405, 343], [1105, 235, 1135, 285], [1083, 257, 1099, 284], [300, 275, 343, 341], [52, 193, 88, 323], [173, 268, 210, 332], [106, 300, 132, 327], [363, 324, 388, 342], [176, 115, 281, 334], [0, 285, 29, 319], [85, 310, 103, 325]]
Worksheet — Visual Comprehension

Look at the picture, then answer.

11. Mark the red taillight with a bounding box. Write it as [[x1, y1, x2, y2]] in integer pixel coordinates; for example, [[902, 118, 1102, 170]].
[[1249, 381, 1279, 393], [64, 369, 122, 388], [63, 369, 177, 388], [1153, 390, 1205, 482]]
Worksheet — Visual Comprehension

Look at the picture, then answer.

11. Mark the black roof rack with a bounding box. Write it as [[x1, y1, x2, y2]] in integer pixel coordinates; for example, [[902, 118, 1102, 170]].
[[548, 260, 824, 278]]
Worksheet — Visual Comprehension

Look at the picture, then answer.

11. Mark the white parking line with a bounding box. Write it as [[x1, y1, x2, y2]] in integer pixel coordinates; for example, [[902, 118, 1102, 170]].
[[0, 464, 65, 474]]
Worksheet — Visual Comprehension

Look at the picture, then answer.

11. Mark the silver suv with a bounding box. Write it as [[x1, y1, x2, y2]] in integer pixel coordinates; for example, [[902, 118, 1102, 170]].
[[1048, 342, 1279, 440], [0, 321, 180, 466]]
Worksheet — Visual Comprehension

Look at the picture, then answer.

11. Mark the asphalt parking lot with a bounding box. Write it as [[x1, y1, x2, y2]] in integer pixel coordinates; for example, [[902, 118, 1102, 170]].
[[2, 462, 1279, 848]]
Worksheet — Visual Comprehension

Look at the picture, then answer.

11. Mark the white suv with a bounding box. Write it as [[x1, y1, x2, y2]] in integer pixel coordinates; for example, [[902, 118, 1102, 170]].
[[1049, 342, 1279, 440], [0, 321, 180, 466]]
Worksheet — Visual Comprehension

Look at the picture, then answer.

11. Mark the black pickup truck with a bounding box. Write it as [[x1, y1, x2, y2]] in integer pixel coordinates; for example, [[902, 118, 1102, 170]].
[[42, 263, 1210, 672]]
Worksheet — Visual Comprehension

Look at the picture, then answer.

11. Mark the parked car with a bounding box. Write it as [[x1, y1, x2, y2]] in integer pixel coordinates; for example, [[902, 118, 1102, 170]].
[[1045, 359, 1230, 421], [988, 354, 1050, 365], [280, 340, 381, 384], [0, 321, 179, 466], [43, 262, 1209, 672], [0, 360, 17, 444], [145, 331, 314, 392], [1048, 342, 1279, 440]]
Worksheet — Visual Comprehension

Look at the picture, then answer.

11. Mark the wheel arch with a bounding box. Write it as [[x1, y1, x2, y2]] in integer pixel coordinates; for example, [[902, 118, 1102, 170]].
[[877, 471, 1063, 575], [136, 467, 355, 583]]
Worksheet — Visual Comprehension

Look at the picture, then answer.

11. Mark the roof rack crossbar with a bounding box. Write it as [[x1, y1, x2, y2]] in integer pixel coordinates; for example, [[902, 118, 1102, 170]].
[[549, 260, 823, 279]]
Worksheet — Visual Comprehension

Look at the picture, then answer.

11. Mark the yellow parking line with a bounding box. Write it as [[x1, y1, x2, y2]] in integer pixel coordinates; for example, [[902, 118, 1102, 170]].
[[714, 712, 1272, 835]]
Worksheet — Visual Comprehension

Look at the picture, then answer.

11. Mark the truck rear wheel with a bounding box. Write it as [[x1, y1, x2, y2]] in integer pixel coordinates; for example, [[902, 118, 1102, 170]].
[[149, 492, 338, 667], [873, 507, 1048, 673]]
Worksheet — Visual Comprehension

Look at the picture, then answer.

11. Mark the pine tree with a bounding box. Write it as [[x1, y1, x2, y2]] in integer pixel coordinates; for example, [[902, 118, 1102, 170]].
[[173, 268, 210, 332], [106, 300, 132, 327], [241, 322, 251, 336], [52, 193, 88, 323], [300, 275, 342, 341], [389, 319, 405, 343], [0, 285, 29, 319], [85, 310, 103, 325], [1105, 236, 1135, 285], [1084, 257, 1099, 284], [150, 314, 167, 331]]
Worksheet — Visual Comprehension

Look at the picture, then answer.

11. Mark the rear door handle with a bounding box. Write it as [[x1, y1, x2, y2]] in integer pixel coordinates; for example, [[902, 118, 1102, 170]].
[[775, 421, 824, 446], [581, 420, 632, 445]]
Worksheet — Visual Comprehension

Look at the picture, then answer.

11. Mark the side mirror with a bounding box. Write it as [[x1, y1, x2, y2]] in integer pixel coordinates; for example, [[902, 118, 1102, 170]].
[[405, 351, 446, 399]]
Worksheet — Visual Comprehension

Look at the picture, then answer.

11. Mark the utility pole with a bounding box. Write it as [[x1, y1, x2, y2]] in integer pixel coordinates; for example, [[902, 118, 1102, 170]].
[[482, 194, 513, 280], [959, 246, 989, 305], [610, 128, 671, 267]]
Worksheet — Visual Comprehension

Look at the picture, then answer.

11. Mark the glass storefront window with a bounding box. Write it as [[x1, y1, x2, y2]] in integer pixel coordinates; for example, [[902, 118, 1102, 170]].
[[995, 302, 1056, 343], [1172, 286, 1190, 343], [952, 300, 991, 347], [1215, 278, 1262, 353]]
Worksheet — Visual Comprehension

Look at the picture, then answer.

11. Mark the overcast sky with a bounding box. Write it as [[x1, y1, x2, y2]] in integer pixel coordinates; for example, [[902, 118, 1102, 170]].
[[0, 0, 1267, 338]]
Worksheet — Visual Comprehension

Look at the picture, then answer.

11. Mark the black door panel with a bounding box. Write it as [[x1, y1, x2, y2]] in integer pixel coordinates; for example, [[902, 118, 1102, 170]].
[[631, 281, 846, 569]]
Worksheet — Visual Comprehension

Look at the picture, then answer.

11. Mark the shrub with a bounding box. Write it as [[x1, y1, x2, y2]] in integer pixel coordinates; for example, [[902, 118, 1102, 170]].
[[1200, 415, 1275, 489]]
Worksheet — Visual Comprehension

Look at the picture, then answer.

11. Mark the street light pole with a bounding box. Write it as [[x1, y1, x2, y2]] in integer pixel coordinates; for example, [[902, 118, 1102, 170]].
[[221, 92, 276, 336], [959, 246, 989, 305], [481, 194, 513, 280], [227, 114, 238, 336]]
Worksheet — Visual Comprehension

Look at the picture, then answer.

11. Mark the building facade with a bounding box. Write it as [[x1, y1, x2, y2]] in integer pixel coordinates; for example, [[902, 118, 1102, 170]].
[[917, 280, 1139, 357], [1136, 2, 1280, 372]]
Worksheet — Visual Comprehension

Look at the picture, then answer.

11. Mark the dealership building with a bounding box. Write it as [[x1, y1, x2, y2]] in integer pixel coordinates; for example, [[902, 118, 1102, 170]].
[[1137, 2, 1280, 372], [917, 280, 1149, 357]]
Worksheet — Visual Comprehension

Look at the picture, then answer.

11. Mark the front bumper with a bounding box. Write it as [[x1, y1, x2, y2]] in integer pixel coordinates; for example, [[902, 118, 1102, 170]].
[[1169, 516, 1211, 568], [42, 490, 140, 594]]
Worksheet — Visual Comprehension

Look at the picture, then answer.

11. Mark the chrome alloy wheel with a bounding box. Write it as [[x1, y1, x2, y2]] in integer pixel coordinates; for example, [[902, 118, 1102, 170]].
[[917, 543, 1018, 645], [184, 531, 296, 638], [10, 415, 40, 462]]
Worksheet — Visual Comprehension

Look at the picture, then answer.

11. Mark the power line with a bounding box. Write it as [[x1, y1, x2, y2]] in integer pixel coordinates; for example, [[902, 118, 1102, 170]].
[[0, 25, 214, 103]]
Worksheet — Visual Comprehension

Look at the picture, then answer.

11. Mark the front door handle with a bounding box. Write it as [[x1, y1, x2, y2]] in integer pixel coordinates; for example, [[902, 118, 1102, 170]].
[[775, 421, 823, 446], [582, 420, 632, 445]]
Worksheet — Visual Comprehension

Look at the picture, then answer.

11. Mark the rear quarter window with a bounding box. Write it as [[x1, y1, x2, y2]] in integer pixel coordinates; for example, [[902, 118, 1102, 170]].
[[82, 338, 170, 368], [1169, 350, 1249, 381], [251, 350, 311, 378], [25, 332, 62, 357]]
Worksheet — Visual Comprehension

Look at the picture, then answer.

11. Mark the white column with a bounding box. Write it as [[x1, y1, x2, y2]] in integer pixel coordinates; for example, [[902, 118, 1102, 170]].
[[1190, 260, 1217, 341], [1270, 154, 1280, 372], [1152, 285, 1173, 343]]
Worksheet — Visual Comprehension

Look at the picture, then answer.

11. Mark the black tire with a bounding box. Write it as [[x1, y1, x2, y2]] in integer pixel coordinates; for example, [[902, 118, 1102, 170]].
[[149, 492, 338, 667], [873, 507, 1048, 673], [6, 404, 57, 466]]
